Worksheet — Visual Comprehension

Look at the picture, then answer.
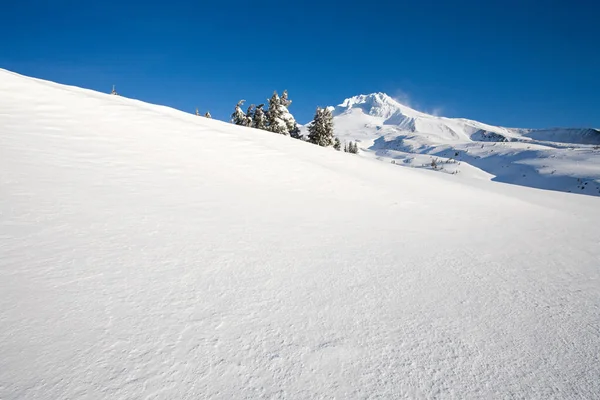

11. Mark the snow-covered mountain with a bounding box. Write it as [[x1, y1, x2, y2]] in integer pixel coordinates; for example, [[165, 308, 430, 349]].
[[326, 92, 600, 195], [2, 69, 600, 399]]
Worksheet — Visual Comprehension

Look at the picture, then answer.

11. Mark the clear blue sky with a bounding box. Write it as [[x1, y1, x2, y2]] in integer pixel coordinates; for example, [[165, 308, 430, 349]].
[[1, 0, 598, 128]]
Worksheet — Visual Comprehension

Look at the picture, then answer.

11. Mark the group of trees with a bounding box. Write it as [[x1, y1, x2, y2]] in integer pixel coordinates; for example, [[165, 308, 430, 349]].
[[111, 85, 358, 154], [110, 83, 357, 153], [345, 141, 359, 153], [231, 91, 359, 154], [231, 90, 300, 137]]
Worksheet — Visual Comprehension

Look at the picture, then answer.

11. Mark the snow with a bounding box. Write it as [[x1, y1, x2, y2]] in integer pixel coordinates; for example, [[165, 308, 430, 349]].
[[2, 69, 600, 399], [325, 93, 600, 196]]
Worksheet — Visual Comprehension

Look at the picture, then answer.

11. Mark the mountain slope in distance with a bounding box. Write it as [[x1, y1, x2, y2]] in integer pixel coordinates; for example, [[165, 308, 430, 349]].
[[323, 92, 600, 196]]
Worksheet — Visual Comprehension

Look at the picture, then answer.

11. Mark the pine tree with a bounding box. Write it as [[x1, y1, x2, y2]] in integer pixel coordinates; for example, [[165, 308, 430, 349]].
[[430, 157, 438, 170], [245, 104, 255, 127], [261, 89, 301, 136], [280, 90, 291, 107], [267, 91, 287, 134], [344, 142, 348, 152], [348, 141, 359, 154], [279, 90, 302, 139], [231, 100, 247, 125], [205, 112, 212, 118], [290, 125, 303, 140], [253, 104, 267, 130], [334, 137, 341, 151], [280, 90, 300, 136], [307, 107, 334, 147]]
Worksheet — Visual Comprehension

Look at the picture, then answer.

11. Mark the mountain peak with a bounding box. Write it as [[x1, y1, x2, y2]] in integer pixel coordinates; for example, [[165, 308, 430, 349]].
[[335, 92, 425, 119]]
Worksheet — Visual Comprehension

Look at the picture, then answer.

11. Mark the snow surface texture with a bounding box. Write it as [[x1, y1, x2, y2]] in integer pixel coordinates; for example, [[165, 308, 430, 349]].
[[318, 93, 600, 196], [1, 69, 600, 399]]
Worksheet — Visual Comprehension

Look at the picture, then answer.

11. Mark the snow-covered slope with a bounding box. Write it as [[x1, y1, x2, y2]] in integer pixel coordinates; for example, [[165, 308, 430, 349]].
[[2, 70, 600, 399], [327, 93, 600, 195]]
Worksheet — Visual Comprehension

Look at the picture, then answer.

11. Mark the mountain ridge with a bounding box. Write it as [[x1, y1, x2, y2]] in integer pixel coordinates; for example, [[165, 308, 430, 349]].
[[334, 91, 599, 134], [325, 91, 600, 196]]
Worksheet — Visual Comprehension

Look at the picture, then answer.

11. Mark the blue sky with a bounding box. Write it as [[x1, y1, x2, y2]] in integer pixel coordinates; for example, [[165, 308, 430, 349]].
[[1, 0, 598, 128]]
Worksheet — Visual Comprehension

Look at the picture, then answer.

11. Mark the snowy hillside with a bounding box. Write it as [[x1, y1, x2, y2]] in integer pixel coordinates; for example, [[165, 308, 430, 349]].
[[2, 69, 600, 399], [325, 92, 600, 196]]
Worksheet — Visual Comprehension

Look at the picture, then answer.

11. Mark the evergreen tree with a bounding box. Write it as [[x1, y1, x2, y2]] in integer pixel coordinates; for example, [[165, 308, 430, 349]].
[[231, 100, 247, 125], [307, 107, 334, 147], [280, 89, 291, 107], [245, 104, 255, 127], [334, 137, 341, 151], [344, 142, 348, 152], [290, 125, 303, 140], [267, 91, 287, 134], [280, 90, 300, 136], [348, 141, 359, 154], [205, 112, 212, 118], [253, 104, 267, 130], [261, 89, 301, 136]]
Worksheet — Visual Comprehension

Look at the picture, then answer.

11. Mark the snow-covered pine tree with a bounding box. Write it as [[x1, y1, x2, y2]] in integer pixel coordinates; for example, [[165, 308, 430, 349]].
[[280, 90, 291, 107], [231, 100, 247, 125], [289, 124, 302, 140], [307, 107, 334, 147], [205, 112, 212, 118], [430, 157, 438, 170], [307, 107, 320, 145], [323, 107, 334, 141], [344, 142, 348, 152], [279, 90, 301, 137], [267, 91, 287, 134], [196, 108, 200, 116], [245, 104, 255, 127], [334, 137, 341, 151], [253, 104, 267, 130], [348, 141, 358, 154]]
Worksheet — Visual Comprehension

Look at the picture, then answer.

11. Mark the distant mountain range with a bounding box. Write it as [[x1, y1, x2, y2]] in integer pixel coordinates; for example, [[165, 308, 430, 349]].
[[315, 92, 600, 196]]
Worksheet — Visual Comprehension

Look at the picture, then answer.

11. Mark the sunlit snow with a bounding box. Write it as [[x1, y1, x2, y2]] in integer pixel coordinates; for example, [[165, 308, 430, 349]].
[[1, 70, 600, 399]]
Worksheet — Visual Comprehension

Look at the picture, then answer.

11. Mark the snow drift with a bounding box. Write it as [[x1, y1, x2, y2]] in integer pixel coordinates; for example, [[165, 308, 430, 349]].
[[1, 70, 600, 399]]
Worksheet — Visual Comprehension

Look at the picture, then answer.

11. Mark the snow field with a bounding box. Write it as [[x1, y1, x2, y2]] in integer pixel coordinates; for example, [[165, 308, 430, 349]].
[[1, 70, 600, 399]]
